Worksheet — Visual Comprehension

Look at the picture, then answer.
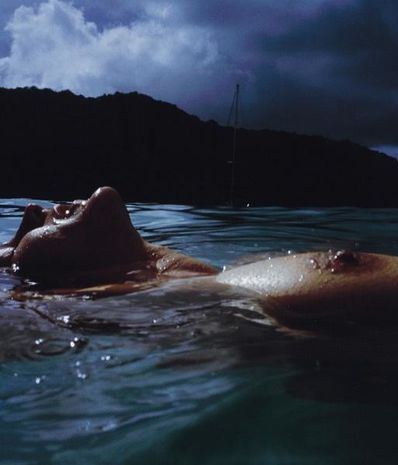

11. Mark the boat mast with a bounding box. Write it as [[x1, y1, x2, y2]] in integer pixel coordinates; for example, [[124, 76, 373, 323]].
[[227, 84, 240, 206]]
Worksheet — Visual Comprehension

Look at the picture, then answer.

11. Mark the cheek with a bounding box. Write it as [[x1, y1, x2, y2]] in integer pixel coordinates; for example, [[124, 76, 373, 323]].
[[12, 227, 78, 275], [11, 223, 110, 278]]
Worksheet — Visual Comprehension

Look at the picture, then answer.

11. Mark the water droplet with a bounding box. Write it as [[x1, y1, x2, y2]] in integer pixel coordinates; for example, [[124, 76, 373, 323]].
[[69, 336, 86, 350], [57, 315, 70, 324], [35, 376, 45, 384], [11, 263, 19, 273], [76, 370, 87, 380], [101, 422, 117, 432]]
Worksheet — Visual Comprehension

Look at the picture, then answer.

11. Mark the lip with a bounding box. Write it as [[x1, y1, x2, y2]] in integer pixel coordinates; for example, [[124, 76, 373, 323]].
[[53, 203, 71, 220], [53, 204, 64, 218], [41, 187, 117, 226], [52, 200, 87, 222]]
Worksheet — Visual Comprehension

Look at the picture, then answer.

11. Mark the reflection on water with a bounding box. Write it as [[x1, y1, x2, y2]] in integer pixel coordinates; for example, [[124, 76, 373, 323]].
[[1, 202, 398, 464]]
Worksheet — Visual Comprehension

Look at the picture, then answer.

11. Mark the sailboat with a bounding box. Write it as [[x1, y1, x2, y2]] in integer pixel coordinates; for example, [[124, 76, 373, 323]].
[[227, 84, 240, 206]]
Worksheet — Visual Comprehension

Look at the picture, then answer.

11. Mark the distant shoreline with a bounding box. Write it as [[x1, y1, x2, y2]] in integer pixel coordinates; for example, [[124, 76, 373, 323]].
[[1, 87, 397, 207]]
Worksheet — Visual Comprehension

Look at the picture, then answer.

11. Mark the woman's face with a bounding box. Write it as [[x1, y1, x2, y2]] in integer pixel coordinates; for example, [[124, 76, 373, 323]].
[[9, 187, 146, 282]]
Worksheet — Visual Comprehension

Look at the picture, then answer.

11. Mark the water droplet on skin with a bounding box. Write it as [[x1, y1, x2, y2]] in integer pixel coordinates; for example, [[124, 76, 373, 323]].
[[57, 315, 70, 325], [11, 263, 19, 273]]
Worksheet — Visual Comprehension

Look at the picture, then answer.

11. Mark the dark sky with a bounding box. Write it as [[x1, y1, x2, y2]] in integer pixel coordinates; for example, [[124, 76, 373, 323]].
[[0, 0, 397, 155]]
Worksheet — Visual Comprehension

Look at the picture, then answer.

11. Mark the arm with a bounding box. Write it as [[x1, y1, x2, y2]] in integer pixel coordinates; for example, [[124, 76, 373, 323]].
[[145, 243, 218, 277]]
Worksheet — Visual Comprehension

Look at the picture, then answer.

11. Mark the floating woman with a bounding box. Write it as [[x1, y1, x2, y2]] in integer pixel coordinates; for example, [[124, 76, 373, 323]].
[[1, 186, 398, 330]]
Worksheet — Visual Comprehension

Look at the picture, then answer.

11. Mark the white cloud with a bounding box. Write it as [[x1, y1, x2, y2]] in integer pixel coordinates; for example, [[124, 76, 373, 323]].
[[0, 0, 234, 111]]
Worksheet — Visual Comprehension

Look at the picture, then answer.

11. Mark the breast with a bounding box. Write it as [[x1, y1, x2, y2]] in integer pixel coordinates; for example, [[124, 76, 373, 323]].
[[217, 252, 398, 329]]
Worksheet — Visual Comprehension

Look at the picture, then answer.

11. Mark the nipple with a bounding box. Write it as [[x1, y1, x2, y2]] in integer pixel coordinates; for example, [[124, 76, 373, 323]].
[[308, 250, 360, 274], [333, 250, 358, 264], [327, 249, 359, 273]]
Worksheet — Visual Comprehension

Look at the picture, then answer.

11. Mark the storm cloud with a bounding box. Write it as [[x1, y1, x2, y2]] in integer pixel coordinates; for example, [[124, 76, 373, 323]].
[[0, 0, 397, 152], [0, 0, 236, 111]]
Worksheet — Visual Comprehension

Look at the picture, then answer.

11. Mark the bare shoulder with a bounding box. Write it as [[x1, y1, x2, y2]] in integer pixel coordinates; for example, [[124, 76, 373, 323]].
[[146, 243, 218, 277]]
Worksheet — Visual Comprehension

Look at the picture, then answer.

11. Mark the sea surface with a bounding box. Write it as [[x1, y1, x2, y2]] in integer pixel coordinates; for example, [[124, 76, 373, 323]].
[[1, 200, 398, 465]]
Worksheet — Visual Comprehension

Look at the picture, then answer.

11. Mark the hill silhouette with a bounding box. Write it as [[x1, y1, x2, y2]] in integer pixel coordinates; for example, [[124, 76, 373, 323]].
[[0, 86, 397, 206]]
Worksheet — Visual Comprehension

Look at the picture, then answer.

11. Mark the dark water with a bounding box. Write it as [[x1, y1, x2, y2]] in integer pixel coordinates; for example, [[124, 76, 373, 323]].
[[1, 201, 398, 465]]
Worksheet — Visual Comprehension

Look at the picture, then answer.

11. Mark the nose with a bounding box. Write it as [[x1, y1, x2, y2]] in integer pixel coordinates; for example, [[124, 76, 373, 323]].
[[90, 186, 120, 203], [84, 187, 125, 215]]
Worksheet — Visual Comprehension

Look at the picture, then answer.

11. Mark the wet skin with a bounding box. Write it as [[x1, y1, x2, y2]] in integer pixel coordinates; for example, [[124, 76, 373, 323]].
[[217, 250, 398, 329], [0, 187, 217, 287], [2, 186, 398, 330]]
